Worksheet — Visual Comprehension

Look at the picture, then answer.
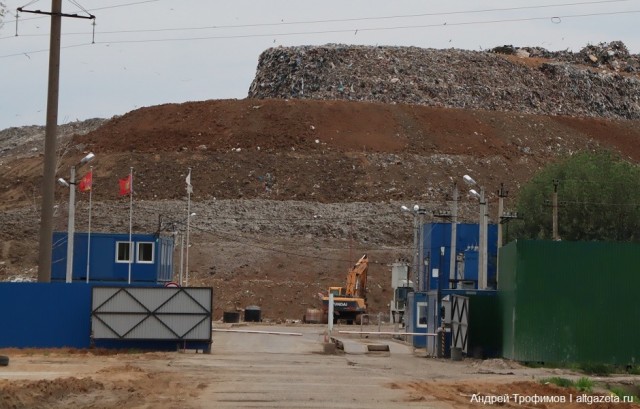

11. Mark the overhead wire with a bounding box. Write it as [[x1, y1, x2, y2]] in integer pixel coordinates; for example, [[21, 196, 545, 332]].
[[3, 0, 162, 24], [3, 7, 639, 57], [2, 4, 640, 47], [2, 0, 636, 29]]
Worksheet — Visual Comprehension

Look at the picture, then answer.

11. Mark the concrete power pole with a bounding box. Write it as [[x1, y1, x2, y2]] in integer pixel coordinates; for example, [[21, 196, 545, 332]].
[[497, 183, 508, 248], [478, 187, 488, 290], [37, 0, 62, 282], [552, 179, 559, 240], [417, 209, 426, 291], [29, 2, 94, 282], [449, 183, 458, 289], [412, 212, 419, 290]]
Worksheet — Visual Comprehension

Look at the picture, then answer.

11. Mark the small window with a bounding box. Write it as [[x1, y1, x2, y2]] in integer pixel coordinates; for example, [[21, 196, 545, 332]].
[[116, 241, 132, 263], [416, 301, 428, 328], [137, 242, 154, 264]]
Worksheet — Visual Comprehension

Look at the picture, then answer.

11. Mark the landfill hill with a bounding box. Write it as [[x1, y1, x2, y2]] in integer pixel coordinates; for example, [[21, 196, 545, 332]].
[[1, 43, 640, 321], [249, 41, 640, 120]]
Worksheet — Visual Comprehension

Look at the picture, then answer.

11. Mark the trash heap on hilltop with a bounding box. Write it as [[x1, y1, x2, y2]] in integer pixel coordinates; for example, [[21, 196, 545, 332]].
[[248, 41, 640, 120]]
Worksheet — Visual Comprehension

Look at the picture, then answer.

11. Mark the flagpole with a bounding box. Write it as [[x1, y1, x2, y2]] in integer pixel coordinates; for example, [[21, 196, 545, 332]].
[[128, 167, 133, 284], [86, 167, 93, 283], [179, 233, 184, 286], [186, 167, 191, 287]]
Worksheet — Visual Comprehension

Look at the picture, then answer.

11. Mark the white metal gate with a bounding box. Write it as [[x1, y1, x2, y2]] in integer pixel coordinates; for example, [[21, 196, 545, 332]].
[[451, 295, 469, 353], [91, 287, 212, 341]]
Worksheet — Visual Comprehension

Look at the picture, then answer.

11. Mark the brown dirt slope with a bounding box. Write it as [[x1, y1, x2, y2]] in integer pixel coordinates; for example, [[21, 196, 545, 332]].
[[1, 98, 640, 320]]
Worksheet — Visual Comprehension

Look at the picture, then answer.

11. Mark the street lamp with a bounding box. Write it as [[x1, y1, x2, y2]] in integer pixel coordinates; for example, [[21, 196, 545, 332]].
[[463, 174, 488, 290], [185, 212, 195, 287], [401, 204, 427, 291], [58, 152, 95, 283]]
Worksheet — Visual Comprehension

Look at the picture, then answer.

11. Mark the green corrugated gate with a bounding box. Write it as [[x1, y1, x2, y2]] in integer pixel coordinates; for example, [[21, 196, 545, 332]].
[[499, 240, 640, 365]]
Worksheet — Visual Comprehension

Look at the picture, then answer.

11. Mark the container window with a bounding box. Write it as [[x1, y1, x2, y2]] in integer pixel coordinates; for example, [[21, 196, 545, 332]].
[[116, 241, 132, 263], [416, 301, 428, 328], [137, 242, 154, 264]]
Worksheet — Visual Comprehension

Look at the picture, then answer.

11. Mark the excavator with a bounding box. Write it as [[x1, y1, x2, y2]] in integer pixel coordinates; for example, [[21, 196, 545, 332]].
[[320, 254, 369, 325]]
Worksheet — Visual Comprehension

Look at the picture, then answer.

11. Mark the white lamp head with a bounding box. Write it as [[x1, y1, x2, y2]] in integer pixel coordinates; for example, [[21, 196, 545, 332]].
[[400, 205, 409, 211], [80, 152, 95, 164], [57, 178, 70, 188], [463, 174, 476, 186], [413, 204, 419, 212], [469, 189, 481, 199]]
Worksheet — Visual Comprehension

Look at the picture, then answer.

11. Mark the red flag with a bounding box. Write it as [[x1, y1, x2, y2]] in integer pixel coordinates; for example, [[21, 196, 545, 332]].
[[78, 171, 93, 193], [119, 174, 132, 196]]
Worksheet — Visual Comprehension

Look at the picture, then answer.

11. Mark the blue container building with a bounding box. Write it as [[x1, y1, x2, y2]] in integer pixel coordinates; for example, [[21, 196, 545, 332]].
[[51, 231, 174, 283], [423, 222, 498, 291]]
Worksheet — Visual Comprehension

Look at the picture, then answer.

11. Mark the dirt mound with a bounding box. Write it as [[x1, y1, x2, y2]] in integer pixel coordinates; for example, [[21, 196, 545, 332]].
[[2, 97, 640, 320]]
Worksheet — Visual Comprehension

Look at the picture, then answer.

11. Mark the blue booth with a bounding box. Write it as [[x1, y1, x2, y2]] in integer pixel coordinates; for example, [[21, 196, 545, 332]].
[[51, 231, 174, 283]]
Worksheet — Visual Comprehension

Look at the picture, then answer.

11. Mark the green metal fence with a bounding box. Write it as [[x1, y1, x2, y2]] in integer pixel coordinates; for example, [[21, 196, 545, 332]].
[[499, 240, 640, 365]]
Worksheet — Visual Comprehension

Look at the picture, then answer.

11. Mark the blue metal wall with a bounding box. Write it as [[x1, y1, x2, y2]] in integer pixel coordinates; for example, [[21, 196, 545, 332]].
[[52, 232, 174, 283], [423, 223, 498, 290], [0, 282, 209, 350], [0, 283, 92, 348]]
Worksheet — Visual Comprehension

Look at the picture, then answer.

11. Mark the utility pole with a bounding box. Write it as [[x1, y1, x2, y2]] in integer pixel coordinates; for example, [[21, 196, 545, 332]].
[[36, 0, 62, 283], [496, 183, 508, 289], [552, 179, 559, 241], [417, 208, 427, 291], [449, 183, 458, 289], [412, 212, 419, 290], [497, 183, 508, 248], [28, 1, 95, 282], [479, 187, 488, 290]]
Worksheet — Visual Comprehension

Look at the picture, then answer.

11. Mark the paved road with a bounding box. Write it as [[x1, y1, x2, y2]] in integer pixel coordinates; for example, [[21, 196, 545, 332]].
[[182, 323, 438, 408]]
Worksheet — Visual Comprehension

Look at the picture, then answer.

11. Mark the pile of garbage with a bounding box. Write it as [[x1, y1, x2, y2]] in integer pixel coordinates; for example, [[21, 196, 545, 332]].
[[492, 41, 640, 73], [248, 42, 640, 120]]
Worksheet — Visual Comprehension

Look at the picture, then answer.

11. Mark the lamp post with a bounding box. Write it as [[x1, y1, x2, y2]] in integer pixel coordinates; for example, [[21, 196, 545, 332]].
[[185, 212, 195, 287], [463, 174, 488, 290], [438, 246, 445, 292], [401, 204, 427, 291], [58, 152, 95, 283]]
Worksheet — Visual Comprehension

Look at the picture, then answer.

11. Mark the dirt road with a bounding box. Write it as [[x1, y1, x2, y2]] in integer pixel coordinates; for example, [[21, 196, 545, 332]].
[[1, 324, 639, 408]]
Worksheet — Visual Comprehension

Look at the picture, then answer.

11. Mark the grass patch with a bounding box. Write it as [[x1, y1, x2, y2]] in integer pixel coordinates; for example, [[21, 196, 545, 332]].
[[609, 386, 639, 403], [539, 376, 594, 393], [575, 377, 594, 393], [539, 377, 574, 388]]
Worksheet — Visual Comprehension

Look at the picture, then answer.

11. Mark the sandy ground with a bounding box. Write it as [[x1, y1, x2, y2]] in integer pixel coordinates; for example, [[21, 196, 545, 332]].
[[1, 324, 639, 409]]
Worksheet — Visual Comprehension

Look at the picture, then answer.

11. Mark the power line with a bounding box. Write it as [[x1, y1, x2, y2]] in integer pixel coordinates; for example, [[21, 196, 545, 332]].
[[2, 0, 162, 24], [4, 0, 635, 29], [2, 7, 640, 51]]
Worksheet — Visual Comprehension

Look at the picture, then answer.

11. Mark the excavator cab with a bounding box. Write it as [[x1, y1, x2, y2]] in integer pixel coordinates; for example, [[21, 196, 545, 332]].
[[328, 287, 345, 297]]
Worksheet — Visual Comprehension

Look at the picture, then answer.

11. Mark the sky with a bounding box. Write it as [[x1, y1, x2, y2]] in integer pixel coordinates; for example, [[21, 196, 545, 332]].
[[1, 0, 639, 129]]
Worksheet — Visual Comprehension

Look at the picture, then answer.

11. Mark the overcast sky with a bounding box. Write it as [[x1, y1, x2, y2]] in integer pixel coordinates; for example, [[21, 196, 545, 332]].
[[1, 0, 639, 129]]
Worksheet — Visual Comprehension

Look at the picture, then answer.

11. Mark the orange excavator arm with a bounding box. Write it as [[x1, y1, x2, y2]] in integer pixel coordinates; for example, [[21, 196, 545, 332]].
[[345, 254, 368, 300]]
